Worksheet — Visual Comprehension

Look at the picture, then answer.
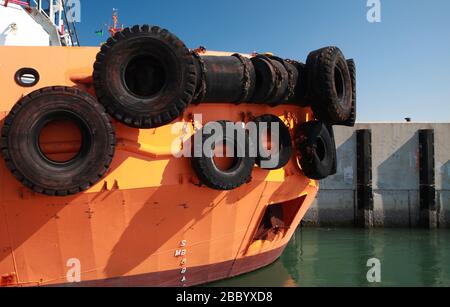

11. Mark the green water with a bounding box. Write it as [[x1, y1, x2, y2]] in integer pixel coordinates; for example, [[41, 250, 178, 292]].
[[208, 228, 450, 287]]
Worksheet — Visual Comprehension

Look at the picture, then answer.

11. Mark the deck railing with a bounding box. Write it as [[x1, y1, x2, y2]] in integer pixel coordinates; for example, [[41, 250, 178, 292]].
[[2, 0, 79, 46]]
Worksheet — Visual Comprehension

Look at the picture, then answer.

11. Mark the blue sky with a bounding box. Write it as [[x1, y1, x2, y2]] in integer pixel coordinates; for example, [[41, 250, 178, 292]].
[[74, 0, 450, 122]]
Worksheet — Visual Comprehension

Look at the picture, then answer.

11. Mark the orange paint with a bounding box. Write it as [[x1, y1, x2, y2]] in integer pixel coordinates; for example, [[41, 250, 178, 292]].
[[0, 46, 318, 287]]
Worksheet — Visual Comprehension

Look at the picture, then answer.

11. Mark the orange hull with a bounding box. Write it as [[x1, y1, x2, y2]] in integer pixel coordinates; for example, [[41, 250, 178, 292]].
[[0, 47, 318, 287]]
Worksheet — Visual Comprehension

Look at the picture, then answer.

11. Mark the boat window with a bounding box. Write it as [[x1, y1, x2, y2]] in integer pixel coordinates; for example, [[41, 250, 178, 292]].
[[15, 68, 40, 87]]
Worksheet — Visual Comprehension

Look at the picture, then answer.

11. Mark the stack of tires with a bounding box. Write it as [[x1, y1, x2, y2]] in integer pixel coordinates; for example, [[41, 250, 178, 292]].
[[0, 25, 356, 195], [296, 49, 357, 181]]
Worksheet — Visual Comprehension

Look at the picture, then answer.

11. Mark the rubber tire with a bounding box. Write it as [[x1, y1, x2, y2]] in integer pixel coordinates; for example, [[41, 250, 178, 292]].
[[191, 121, 255, 190], [250, 55, 276, 103], [326, 124, 338, 176], [269, 56, 299, 103], [0, 86, 115, 196], [343, 59, 356, 127], [292, 61, 309, 107], [265, 59, 289, 106], [306, 46, 352, 123], [93, 25, 197, 128], [253, 115, 292, 170], [296, 121, 334, 180]]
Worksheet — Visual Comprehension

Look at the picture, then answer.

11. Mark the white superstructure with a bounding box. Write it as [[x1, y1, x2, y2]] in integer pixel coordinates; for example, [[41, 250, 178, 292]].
[[0, 0, 77, 46]]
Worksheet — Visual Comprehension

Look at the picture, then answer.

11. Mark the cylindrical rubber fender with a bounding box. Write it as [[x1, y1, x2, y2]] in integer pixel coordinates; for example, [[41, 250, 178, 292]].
[[295, 121, 335, 180], [253, 114, 292, 170], [0, 86, 115, 196], [305, 46, 352, 123], [269, 56, 298, 104], [191, 121, 255, 190], [250, 55, 276, 103], [194, 54, 256, 103], [93, 25, 197, 129], [342, 59, 356, 127]]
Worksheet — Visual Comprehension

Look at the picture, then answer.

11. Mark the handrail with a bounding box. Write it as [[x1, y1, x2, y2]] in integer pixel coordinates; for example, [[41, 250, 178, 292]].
[[3, 0, 52, 24], [32, 0, 52, 23], [3, 0, 77, 46], [61, 0, 79, 46]]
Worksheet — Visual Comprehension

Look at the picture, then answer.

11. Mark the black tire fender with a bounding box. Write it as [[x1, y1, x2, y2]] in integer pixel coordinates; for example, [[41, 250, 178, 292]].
[[250, 55, 276, 103], [253, 114, 292, 170], [265, 58, 289, 106], [269, 56, 299, 104], [287, 60, 308, 107], [306, 46, 352, 123], [93, 25, 197, 128], [327, 124, 338, 176], [0, 86, 116, 196], [343, 59, 356, 127], [191, 121, 255, 190], [295, 121, 335, 180]]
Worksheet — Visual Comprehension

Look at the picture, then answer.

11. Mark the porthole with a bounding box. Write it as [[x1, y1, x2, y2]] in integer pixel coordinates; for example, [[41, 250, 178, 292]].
[[15, 68, 40, 87]]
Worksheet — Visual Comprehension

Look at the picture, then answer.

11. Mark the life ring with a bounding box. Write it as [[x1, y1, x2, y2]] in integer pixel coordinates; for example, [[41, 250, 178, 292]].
[[253, 114, 292, 170], [305, 46, 353, 123], [295, 121, 336, 180], [191, 121, 255, 190], [93, 25, 197, 128], [0, 86, 115, 196]]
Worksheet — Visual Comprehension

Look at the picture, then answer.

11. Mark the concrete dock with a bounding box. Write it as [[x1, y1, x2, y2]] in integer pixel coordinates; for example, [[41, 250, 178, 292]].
[[303, 123, 450, 228]]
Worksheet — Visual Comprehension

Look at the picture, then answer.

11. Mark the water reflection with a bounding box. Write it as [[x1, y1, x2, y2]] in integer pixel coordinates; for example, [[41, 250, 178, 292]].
[[208, 228, 450, 287]]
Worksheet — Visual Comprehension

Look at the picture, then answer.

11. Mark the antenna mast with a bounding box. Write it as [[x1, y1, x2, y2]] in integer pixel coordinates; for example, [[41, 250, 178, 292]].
[[108, 8, 123, 37]]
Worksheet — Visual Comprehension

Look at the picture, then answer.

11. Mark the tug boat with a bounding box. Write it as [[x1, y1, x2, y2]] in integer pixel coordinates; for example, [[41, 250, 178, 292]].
[[0, 1, 356, 287]]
